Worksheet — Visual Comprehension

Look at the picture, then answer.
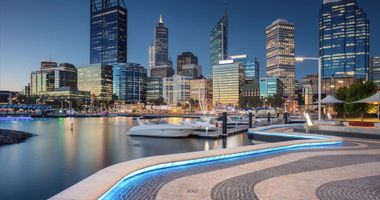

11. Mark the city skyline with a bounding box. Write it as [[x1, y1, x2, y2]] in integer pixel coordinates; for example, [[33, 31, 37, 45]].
[[1, 0, 380, 91]]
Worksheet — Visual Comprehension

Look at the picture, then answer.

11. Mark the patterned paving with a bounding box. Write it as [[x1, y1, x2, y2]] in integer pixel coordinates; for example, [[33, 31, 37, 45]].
[[316, 176, 380, 200], [98, 134, 380, 200]]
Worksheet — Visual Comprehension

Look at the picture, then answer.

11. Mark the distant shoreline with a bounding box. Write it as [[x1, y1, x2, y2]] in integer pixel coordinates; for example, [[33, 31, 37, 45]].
[[0, 129, 34, 145]]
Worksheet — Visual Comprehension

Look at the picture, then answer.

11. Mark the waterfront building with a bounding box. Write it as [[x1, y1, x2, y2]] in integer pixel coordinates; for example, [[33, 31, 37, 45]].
[[163, 75, 190, 105], [210, 10, 228, 68], [370, 56, 380, 88], [146, 77, 163, 102], [90, 0, 127, 65], [182, 64, 202, 79], [212, 60, 244, 106], [31, 71, 51, 95], [320, 0, 370, 79], [177, 52, 198, 76], [54, 63, 77, 90], [126, 63, 147, 103], [189, 77, 213, 111], [77, 64, 113, 100], [266, 19, 295, 100], [41, 61, 58, 70], [259, 77, 284, 98], [112, 63, 127, 101], [230, 55, 259, 83], [39, 87, 91, 108]]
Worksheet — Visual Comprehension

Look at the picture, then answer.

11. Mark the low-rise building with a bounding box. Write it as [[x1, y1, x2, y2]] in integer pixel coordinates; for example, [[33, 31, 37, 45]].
[[146, 77, 163, 102], [163, 75, 190, 105], [189, 77, 212, 111], [259, 77, 284, 98]]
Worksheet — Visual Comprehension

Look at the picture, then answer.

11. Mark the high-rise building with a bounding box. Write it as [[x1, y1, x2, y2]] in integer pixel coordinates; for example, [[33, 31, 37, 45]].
[[212, 60, 244, 106], [77, 64, 113, 100], [54, 63, 77, 90], [31, 71, 51, 95], [182, 64, 202, 79], [230, 54, 259, 83], [112, 63, 127, 100], [90, 0, 127, 65], [150, 65, 174, 78], [210, 10, 228, 68], [154, 15, 169, 66], [177, 52, 198, 75], [320, 0, 370, 79], [266, 19, 295, 100], [146, 77, 163, 102], [259, 77, 284, 98], [126, 63, 147, 102], [163, 75, 191, 105], [370, 56, 380, 88]]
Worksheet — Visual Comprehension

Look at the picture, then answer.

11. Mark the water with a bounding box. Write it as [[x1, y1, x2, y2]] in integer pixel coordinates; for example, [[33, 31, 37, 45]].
[[0, 117, 251, 200]]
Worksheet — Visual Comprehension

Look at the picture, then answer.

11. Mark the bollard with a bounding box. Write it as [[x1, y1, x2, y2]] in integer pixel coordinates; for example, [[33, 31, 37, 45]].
[[248, 112, 253, 128], [284, 112, 289, 124], [267, 112, 271, 124], [222, 112, 227, 136]]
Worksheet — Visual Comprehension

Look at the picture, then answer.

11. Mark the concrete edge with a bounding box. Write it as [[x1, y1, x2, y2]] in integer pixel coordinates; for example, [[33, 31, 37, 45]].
[[49, 124, 342, 200]]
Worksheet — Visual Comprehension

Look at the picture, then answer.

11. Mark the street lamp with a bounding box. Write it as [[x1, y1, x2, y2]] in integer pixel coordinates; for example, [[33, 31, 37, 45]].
[[295, 56, 322, 121]]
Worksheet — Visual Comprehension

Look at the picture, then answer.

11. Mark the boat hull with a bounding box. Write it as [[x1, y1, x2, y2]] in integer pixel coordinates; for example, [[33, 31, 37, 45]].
[[127, 125, 193, 138]]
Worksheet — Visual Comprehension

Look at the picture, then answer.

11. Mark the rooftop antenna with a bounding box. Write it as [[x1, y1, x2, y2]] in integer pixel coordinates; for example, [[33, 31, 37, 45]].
[[159, 14, 163, 23]]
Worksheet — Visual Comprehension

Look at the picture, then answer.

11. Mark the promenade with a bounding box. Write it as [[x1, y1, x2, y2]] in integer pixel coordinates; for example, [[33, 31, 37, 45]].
[[51, 125, 380, 200]]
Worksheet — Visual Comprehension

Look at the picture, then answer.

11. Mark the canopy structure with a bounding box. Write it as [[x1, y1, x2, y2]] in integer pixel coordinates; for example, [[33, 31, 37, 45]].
[[317, 95, 344, 104], [351, 92, 380, 120]]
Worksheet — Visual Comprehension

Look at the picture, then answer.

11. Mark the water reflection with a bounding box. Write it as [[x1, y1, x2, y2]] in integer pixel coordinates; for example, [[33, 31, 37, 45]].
[[0, 117, 251, 200]]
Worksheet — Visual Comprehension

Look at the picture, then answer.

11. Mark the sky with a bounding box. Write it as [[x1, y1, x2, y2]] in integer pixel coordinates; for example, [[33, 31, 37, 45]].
[[0, 0, 379, 91]]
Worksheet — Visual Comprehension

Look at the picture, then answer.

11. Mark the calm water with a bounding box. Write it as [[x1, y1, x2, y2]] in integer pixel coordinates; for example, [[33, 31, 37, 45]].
[[0, 117, 251, 200]]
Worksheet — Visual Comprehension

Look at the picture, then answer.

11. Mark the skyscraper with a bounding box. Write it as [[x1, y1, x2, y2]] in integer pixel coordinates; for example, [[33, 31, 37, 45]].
[[266, 19, 295, 99], [210, 10, 228, 68], [126, 63, 147, 102], [230, 55, 260, 83], [320, 0, 370, 79], [90, 0, 127, 65], [77, 64, 113, 100], [154, 15, 169, 66], [176, 52, 198, 75]]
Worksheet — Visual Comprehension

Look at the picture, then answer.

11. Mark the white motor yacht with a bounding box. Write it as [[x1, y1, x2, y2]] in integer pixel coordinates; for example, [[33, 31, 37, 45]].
[[127, 119, 193, 138], [182, 116, 217, 132]]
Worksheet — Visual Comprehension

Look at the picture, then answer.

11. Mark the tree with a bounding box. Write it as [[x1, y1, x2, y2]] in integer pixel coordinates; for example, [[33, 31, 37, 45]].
[[334, 79, 377, 116], [239, 96, 262, 109], [267, 94, 284, 108], [150, 97, 165, 105]]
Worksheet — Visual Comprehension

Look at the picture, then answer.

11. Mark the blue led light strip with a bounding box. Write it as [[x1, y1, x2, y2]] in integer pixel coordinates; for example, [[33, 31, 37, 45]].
[[99, 123, 342, 200]]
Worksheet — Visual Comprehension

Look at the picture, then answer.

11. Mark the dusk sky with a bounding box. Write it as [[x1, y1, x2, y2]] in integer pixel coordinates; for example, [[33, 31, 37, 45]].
[[0, 0, 379, 91]]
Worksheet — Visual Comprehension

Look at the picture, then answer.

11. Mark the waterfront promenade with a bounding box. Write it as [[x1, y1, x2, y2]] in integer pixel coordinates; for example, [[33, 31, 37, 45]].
[[51, 125, 380, 200]]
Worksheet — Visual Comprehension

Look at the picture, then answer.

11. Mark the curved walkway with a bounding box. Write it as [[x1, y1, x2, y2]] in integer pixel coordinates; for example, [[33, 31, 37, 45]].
[[50, 124, 380, 200]]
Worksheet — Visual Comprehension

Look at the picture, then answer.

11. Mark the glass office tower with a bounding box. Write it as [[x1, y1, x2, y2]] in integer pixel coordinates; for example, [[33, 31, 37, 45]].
[[113, 63, 127, 100], [154, 15, 169, 66], [126, 63, 147, 103], [320, 0, 369, 78], [90, 0, 127, 65], [259, 77, 284, 98], [210, 10, 228, 68], [230, 55, 259, 83], [177, 52, 198, 75], [266, 19, 295, 100], [77, 64, 113, 100]]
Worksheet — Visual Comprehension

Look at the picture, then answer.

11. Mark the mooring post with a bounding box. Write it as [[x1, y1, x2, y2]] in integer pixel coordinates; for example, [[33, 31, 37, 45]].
[[222, 112, 227, 136], [248, 112, 253, 128]]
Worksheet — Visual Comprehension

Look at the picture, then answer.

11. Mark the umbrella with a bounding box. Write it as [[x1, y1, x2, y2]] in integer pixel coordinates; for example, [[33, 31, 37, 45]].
[[351, 92, 380, 120], [316, 95, 344, 119]]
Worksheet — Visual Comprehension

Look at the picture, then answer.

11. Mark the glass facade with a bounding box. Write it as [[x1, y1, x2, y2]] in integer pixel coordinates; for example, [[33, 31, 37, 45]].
[[112, 63, 127, 100], [212, 61, 244, 106], [90, 0, 127, 65], [146, 77, 163, 102], [177, 52, 198, 75], [182, 64, 202, 79], [77, 64, 113, 100], [370, 56, 380, 88], [210, 11, 228, 67], [154, 15, 169, 66], [190, 78, 213, 111], [259, 77, 284, 98], [266, 19, 295, 100], [319, 0, 370, 79], [163, 75, 190, 105], [54, 63, 77, 90], [230, 55, 259, 83], [126, 63, 147, 103]]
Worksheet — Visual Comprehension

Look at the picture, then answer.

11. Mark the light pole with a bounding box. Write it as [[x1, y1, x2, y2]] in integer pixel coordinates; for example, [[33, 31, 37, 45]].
[[295, 56, 322, 121]]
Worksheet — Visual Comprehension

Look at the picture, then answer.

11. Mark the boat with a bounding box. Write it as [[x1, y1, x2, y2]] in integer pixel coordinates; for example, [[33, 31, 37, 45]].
[[127, 119, 193, 138], [182, 116, 218, 132]]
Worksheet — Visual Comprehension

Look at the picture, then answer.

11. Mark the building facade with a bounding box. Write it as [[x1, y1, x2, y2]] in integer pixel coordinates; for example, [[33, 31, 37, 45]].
[[54, 63, 77, 90], [266, 19, 295, 100], [212, 60, 244, 106], [90, 0, 127, 65], [230, 54, 259, 83], [150, 65, 174, 78], [182, 64, 202, 79], [370, 56, 380, 88], [146, 77, 163, 102], [177, 52, 198, 75], [189, 78, 213, 111], [112, 63, 127, 100], [126, 63, 147, 103], [154, 15, 169, 67], [210, 10, 228, 68], [301, 74, 319, 111], [77, 64, 113, 100], [259, 77, 284, 98], [320, 0, 370, 79], [163, 75, 190, 105]]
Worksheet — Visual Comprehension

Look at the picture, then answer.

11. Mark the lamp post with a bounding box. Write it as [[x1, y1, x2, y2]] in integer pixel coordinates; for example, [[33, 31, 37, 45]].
[[295, 57, 322, 121]]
